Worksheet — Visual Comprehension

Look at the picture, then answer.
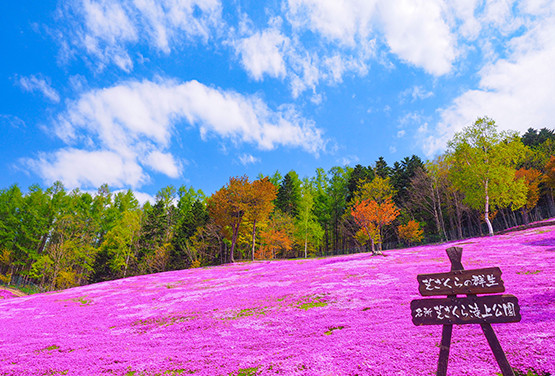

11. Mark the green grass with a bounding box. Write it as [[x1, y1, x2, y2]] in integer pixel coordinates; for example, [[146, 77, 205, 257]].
[[324, 326, 345, 335], [132, 314, 197, 327], [125, 369, 190, 376], [294, 295, 329, 310], [496, 368, 551, 376], [223, 307, 267, 320], [516, 270, 541, 275], [35, 345, 61, 354], [231, 367, 258, 376]]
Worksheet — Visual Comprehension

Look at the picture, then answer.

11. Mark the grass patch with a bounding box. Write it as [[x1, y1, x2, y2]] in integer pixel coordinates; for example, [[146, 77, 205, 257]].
[[125, 369, 190, 376], [223, 307, 267, 320], [35, 345, 61, 355], [294, 295, 329, 310], [517, 270, 541, 275], [132, 314, 197, 327], [496, 369, 552, 376], [42, 370, 68, 375], [324, 326, 345, 335], [231, 367, 258, 376]]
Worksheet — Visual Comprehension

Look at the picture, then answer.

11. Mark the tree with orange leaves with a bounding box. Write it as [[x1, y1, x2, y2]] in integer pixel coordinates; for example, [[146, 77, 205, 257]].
[[543, 156, 555, 212], [207, 176, 251, 263], [245, 177, 277, 260], [351, 197, 399, 255], [257, 211, 294, 259], [398, 220, 424, 246], [515, 168, 542, 224]]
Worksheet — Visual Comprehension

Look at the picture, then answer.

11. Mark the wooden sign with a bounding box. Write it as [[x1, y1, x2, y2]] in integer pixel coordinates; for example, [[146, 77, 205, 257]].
[[411, 294, 520, 325], [417, 267, 505, 296], [410, 247, 520, 376]]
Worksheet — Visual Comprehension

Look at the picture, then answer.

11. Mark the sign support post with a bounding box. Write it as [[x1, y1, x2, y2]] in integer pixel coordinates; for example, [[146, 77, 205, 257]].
[[411, 246, 519, 376]]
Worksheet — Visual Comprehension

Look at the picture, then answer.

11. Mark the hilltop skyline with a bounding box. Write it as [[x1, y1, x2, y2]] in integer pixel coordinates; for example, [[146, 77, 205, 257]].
[[2, 1, 554, 200]]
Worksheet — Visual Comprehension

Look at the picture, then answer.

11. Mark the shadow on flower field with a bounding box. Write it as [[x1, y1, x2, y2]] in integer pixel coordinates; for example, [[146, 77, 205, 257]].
[[0, 226, 554, 376]]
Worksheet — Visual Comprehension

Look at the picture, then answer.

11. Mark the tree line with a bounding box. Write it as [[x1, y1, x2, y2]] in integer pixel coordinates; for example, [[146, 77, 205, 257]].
[[0, 118, 554, 291]]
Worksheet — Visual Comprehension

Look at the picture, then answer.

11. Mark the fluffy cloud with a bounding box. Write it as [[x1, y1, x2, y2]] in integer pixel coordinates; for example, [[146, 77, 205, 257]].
[[420, 6, 555, 156], [286, 0, 457, 77], [378, 0, 457, 75], [236, 28, 288, 80], [238, 154, 260, 166], [25, 149, 146, 188], [27, 79, 325, 189], [61, 0, 222, 70], [286, 0, 377, 46]]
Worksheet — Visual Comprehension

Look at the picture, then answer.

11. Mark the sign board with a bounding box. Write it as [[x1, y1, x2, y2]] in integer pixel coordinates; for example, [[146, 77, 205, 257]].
[[411, 294, 520, 325], [417, 267, 505, 296]]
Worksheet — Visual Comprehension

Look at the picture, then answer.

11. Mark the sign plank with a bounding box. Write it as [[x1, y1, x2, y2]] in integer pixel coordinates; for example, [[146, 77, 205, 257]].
[[411, 294, 520, 325], [417, 267, 505, 296]]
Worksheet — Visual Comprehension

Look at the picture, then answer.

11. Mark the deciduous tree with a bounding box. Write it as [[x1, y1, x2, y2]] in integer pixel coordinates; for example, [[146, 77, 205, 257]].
[[351, 197, 399, 255], [398, 220, 424, 245], [245, 177, 277, 260], [448, 117, 527, 235], [515, 168, 542, 224], [207, 176, 251, 262]]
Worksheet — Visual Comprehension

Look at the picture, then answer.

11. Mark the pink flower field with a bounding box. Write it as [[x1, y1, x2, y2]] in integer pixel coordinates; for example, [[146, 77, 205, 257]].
[[1, 226, 554, 376]]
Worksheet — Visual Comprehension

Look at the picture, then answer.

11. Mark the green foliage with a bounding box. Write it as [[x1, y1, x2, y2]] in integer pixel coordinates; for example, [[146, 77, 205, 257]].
[[448, 116, 528, 235], [295, 178, 324, 258], [375, 156, 392, 179], [275, 171, 301, 217], [0, 117, 553, 289]]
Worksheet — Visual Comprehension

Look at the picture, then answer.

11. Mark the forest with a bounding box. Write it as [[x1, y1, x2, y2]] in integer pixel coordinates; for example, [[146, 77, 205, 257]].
[[1, 118, 554, 291]]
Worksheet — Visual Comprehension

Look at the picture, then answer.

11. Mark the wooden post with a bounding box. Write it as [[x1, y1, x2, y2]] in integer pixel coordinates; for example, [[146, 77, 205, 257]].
[[437, 247, 463, 376], [427, 247, 516, 376], [481, 324, 515, 376], [437, 324, 453, 376]]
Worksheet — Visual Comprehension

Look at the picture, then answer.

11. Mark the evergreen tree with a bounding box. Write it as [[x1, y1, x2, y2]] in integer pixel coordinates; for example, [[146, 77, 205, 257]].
[[276, 171, 301, 217], [375, 157, 392, 179]]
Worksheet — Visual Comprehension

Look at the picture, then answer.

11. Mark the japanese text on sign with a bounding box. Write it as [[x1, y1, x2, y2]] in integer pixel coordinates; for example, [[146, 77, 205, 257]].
[[411, 295, 521, 325], [417, 267, 505, 296]]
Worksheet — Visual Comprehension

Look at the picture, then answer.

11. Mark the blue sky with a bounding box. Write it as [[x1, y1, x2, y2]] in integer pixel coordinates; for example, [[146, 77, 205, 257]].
[[2, 0, 554, 202]]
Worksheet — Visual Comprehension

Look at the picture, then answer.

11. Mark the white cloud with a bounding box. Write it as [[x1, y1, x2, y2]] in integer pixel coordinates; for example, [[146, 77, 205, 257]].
[[236, 28, 288, 80], [378, 0, 457, 76], [79, 0, 137, 71], [286, 0, 377, 47], [131, 191, 157, 206], [238, 154, 259, 166], [61, 0, 223, 71], [27, 78, 325, 189], [286, 0, 458, 77], [0, 114, 26, 129], [24, 148, 146, 189], [399, 85, 434, 103], [144, 151, 181, 178], [421, 8, 555, 156], [339, 155, 360, 166], [17, 75, 60, 102]]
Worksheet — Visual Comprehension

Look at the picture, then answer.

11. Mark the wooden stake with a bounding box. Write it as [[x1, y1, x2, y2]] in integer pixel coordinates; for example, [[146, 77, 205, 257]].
[[481, 323, 515, 376], [431, 247, 515, 376]]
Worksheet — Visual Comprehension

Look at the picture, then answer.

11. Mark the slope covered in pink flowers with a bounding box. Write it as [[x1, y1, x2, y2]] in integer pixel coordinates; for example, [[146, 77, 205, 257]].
[[1, 225, 554, 376]]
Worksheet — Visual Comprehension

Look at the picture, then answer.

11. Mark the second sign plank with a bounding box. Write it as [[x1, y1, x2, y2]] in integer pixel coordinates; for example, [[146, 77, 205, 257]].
[[411, 294, 521, 325]]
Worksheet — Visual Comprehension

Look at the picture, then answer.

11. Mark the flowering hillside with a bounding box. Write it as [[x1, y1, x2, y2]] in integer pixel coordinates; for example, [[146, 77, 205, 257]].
[[1, 226, 554, 376]]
